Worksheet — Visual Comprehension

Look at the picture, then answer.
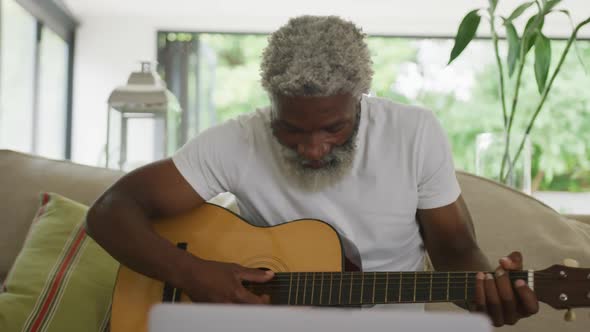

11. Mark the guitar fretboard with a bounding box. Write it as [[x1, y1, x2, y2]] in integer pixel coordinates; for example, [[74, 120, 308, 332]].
[[245, 271, 530, 306]]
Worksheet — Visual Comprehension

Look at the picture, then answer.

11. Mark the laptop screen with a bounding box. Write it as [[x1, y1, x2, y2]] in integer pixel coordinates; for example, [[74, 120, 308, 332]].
[[148, 303, 492, 332]]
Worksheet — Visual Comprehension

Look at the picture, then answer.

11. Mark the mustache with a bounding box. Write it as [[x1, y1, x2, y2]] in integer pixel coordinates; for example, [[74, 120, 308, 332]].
[[283, 142, 353, 169]]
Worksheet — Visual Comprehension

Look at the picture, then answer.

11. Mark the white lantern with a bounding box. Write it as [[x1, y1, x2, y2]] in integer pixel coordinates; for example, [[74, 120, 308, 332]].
[[105, 61, 181, 170]]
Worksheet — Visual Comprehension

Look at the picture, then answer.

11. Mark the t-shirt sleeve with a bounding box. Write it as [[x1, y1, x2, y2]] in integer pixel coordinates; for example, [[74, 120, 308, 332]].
[[416, 111, 461, 209], [171, 119, 249, 201]]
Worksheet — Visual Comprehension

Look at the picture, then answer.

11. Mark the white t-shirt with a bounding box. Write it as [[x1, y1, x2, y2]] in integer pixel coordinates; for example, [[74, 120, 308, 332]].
[[172, 94, 461, 279]]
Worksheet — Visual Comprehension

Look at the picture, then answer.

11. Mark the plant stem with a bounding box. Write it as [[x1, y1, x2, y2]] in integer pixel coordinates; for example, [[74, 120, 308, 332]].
[[504, 17, 590, 182], [489, 11, 510, 180], [501, 7, 544, 181], [492, 23, 510, 178], [490, 14, 508, 128], [500, 53, 527, 180]]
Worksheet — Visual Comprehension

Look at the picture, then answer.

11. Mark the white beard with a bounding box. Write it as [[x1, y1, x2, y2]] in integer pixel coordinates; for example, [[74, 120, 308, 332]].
[[277, 144, 356, 192], [272, 120, 359, 192]]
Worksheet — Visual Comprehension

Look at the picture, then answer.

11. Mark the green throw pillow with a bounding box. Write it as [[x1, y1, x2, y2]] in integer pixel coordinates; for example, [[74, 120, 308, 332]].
[[0, 193, 119, 332]]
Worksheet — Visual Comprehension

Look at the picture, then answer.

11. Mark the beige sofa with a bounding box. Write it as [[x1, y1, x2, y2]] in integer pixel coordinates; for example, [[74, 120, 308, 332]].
[[1, 149, 589, 331]]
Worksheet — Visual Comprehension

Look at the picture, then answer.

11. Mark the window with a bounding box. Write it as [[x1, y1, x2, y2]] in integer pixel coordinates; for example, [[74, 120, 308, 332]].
[[0, 0, 36, 152], [157, 32, 590, 213], [0, 0, 75, 160], [37, 26, 69, 159]]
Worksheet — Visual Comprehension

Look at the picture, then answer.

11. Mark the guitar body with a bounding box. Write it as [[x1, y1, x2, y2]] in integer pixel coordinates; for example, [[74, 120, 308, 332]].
[[110, 203, 361, 332]]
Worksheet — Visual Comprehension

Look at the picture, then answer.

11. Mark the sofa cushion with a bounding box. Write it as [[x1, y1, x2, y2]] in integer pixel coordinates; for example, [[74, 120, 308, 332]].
[[1, 150, 588, 332], [427, 171, 590, 332], [0, 150, 123, 281], [0, 192, 118, 331]]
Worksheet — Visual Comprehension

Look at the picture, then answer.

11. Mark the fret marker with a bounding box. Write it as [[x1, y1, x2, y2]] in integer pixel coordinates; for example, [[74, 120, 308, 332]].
[[360, 272, 364, 304], [295, 272, 300, 305], [329, 272, 333, 305], [398, 272, 402, 303], [446, 272, 450, 301], [349, 273, 354, 305], [429, 272, 433, 302], [385, 272, 389, 303], [303, 272, 307, 305], [464, 272, 468, 301], [288, 273, 293, 305], [339, 272, 343, 305], [310, 272, 315, 305], [319, 272, 323, 305], [413, 271, 417, 302], [372, 272, 376, 304]]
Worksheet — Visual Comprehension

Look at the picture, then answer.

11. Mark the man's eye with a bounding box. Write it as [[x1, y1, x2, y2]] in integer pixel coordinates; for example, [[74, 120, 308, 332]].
[[284, 126, 303, 133], [325, 124, 346, 133], [272, 121, 300, 133]]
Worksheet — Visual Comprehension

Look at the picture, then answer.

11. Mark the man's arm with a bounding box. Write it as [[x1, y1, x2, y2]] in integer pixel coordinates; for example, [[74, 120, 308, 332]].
[[85, 159, 272, 304], [416, 195, 492, 272], [85, 159, 206, 289], [417, 195, 538, 326]]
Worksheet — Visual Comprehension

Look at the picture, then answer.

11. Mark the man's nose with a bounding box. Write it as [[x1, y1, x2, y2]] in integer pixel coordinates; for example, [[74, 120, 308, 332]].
[[297, 134, 330, 161]]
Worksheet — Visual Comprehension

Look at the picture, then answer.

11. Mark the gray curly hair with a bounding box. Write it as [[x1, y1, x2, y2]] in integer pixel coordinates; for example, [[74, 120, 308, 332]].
[[260, 15, 373, 98]]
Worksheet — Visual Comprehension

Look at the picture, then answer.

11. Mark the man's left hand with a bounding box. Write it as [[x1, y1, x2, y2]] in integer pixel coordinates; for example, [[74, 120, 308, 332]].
[[473, 251, 540, 326]]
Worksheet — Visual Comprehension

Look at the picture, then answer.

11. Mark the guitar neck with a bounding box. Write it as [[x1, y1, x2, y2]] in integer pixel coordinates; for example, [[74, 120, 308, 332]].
[[245, 271, 532, 306]]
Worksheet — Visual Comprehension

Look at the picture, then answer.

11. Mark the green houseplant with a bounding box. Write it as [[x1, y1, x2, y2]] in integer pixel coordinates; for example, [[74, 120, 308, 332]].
[[448, 0, 590, 191]]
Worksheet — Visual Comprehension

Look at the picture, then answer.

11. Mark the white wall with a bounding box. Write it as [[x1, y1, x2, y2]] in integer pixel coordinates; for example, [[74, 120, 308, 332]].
[[72, 17, 154, 166], [71, 0, 590, 166]]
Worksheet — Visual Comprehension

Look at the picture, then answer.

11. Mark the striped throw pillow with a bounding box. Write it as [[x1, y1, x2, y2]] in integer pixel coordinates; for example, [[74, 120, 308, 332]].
[[0, 193, 119, 332]]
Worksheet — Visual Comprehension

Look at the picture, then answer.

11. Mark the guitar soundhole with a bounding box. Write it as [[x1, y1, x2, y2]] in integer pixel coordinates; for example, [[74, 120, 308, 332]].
[[162, 242, 188, 303]]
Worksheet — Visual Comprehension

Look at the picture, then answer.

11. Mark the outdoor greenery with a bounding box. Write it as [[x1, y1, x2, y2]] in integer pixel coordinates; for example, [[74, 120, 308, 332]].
[[187, 32, 590, 192], [446, 0, 590, 190]]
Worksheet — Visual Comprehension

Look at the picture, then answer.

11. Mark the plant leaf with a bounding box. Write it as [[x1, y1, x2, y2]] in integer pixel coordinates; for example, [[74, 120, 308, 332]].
[[448, 9, 481, 65], [506, 23, 521, 77], [557, 9, 588, 74], [534, 32, 551, 94], [505, 1, 535, 23], [544, 0, 562, 13], [523, 14, 545, 55]]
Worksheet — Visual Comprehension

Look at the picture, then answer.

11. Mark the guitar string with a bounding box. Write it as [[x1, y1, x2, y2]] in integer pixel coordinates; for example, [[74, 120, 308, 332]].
[[241, 274, 555, 291], [239, 272, 544, 282], [239, 273, 552, 281], [242, 281, 539, 290], [239, 286, 531, 299], [241, 282, 537, 289], [262, 272, 547, 277], [242, 277, 554, 288]]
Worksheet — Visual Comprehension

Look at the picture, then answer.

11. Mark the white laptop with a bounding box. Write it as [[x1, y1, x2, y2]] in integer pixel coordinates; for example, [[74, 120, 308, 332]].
[[148, 303, 492, 332]]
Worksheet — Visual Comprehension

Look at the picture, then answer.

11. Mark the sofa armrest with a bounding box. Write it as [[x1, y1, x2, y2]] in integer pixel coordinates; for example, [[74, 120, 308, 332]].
[[564, 214, 590, 226]]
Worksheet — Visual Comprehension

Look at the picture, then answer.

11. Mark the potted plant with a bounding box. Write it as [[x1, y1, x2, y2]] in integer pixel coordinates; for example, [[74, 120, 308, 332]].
[[448, 0, 590, 193]]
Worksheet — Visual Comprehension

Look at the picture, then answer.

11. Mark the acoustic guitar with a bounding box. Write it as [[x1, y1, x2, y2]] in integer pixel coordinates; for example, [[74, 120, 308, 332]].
[[110, 203, 590, 331]]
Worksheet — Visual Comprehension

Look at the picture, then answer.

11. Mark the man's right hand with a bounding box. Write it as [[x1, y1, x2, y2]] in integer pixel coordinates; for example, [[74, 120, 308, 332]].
[[181, 258, 275, 304]]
